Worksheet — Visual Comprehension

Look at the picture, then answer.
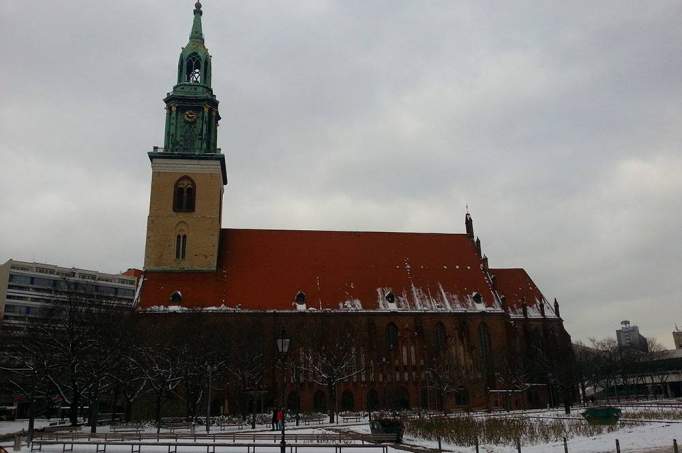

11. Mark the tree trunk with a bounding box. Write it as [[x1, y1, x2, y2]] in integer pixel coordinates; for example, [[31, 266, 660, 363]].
[[124, 399, 133, 423], [328, 384, 335, 424], [27, 391, 35, 445], [110, 385, 120, 425], [251, 396, 256, 429], [70, 386, 80, 426], [155, 388, 164, 435], [614, 378, 620, 402], [333, 384, 339, 424], [185, 382, 192, 420], [89, 381, 100, 434]]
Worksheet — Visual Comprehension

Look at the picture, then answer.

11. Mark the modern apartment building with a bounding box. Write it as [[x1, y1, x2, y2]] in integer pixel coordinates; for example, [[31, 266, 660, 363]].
[[616, 320, 649, 353], [0, 259, 139, 328]]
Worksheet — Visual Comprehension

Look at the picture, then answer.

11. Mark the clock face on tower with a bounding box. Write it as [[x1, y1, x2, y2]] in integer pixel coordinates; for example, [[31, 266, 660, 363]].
[[184, 110, 198, 123]]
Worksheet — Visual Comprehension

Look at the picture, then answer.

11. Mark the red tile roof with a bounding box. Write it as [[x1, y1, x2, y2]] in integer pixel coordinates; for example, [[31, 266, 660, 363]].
[[138, 228, 502, 311], [490, 268, 550, 313], [123, 268, 143, 280]]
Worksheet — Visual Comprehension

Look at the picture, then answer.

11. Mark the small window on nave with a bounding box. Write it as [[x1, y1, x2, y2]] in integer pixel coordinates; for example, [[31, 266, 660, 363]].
[[169, 290, 183, 305]]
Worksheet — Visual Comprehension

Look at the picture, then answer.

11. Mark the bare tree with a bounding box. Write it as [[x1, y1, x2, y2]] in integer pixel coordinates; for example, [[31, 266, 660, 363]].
[[0, 325, 57, 442], [424, 335, 469, 413], [105, 315, 148, 423], [135, 320, 184, 434], [492, 353, 528, 412], [81, 310, 133, 433], [589, 337, 620, 402], [227, 319, 265, 428], [300, 322, 363, 423], [35, 286, 107, 426], [573, 341, 600, 404]]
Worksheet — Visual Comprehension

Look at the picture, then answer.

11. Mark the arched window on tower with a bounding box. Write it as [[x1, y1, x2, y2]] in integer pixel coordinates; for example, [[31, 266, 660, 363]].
[[185, 54, 202, 83], [173, 177, 196, 212]]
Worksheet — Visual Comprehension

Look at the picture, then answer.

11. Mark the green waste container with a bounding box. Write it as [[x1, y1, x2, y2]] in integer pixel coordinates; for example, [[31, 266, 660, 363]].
[[581, 406, 622, 425]]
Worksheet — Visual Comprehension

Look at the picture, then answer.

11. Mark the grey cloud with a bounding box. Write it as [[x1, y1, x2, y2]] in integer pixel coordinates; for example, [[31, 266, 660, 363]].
[[1, 0, 680, 346]]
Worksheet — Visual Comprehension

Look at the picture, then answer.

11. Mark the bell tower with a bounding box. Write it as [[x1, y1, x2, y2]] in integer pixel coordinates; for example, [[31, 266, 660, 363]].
[[144, 1, 227, 272]]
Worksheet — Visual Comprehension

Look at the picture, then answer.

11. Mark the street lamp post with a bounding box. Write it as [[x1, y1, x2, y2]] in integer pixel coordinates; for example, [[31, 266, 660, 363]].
[[276, 330, 290, 453], [206, 364, 212, 434]]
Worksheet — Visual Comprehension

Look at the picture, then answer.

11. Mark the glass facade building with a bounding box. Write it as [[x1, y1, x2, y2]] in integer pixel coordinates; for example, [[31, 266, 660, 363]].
[[0, 259, 138, 328]]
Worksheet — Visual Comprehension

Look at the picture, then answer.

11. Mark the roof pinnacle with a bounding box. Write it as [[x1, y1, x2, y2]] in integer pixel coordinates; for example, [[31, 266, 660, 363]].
[[190, 0, 204, 42]]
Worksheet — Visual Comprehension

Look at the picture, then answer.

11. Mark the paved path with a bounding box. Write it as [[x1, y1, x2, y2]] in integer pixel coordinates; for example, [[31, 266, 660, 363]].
[[327, 427, 443, 453]]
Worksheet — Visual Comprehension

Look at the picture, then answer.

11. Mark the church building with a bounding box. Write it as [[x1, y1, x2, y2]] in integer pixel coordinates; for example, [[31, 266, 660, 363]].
[[137, 2, 575, 414]]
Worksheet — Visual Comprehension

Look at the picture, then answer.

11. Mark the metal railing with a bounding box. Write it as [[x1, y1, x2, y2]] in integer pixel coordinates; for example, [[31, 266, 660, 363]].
[[151, 147, 222, 153]]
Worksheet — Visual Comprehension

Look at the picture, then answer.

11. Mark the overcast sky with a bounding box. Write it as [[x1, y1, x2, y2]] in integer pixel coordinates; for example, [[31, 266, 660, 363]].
[[1, 1, 680, 347]]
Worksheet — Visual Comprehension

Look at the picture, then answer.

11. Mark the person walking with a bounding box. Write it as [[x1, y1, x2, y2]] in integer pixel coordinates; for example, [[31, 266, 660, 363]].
[[276, 408, 284, 430], [271, 408, 277, 431]]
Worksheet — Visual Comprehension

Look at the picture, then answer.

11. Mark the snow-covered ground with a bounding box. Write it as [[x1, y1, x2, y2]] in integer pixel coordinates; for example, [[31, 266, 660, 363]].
[[2, 409, 682, 453], [397, 421, 682, 452], [349, 409, 682, 453], [0, 419, 52, 435], [0, 425, 404, 453]]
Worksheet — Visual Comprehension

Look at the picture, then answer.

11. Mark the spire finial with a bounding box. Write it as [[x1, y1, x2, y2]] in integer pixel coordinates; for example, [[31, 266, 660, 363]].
[[465, 208, 474, 238], [189, 1, 204, 41]]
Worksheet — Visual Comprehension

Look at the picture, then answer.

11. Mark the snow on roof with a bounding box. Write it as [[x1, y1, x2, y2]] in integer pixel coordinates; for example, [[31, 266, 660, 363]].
[[491, 268, 558, 319]]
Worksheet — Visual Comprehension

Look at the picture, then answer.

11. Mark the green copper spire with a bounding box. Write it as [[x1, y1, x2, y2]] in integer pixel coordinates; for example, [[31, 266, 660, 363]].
[[157, 1, 221, 157], [189, 1, 204, 42], [176, 1, 211, 87]]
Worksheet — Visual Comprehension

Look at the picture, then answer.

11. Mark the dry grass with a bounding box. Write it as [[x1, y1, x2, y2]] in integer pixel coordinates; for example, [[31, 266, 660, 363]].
[[623, 409, 682, 421], [404, 415, 627, 447]]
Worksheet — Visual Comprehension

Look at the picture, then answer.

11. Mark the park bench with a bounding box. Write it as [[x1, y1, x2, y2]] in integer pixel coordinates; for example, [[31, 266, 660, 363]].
[[341, 415, 364, 423], [31, 439, 391, 453], [159, 422, 193, 432], [111, 423, 143, 433], [214, 422, 246, 431], [301, 415, 326, 425]]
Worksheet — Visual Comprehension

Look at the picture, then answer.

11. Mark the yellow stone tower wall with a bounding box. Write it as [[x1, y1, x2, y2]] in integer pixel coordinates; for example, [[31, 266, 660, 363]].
[[144, 158, 223, 271]]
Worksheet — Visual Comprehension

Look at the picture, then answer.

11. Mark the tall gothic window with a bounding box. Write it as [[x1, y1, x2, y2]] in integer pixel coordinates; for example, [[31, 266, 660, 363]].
[[173, 177, 195, 212], [185, 54, 201, 83], [479, 322, 492, 366], [367, 320, 377, 350], [175, 234, 187, 260], [386, 323, 399, 351], [435, 322, 447, 352]]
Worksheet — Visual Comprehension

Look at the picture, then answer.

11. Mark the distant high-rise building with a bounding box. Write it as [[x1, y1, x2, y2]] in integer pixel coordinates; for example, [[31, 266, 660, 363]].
[[0, 259, 139, 329], [674, 326, 682, 350], [616, 320, 649, 353]]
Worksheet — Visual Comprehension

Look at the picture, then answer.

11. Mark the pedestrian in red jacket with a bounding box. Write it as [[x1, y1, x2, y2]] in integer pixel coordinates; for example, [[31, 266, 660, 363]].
[[276, 408, 284, 430]]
